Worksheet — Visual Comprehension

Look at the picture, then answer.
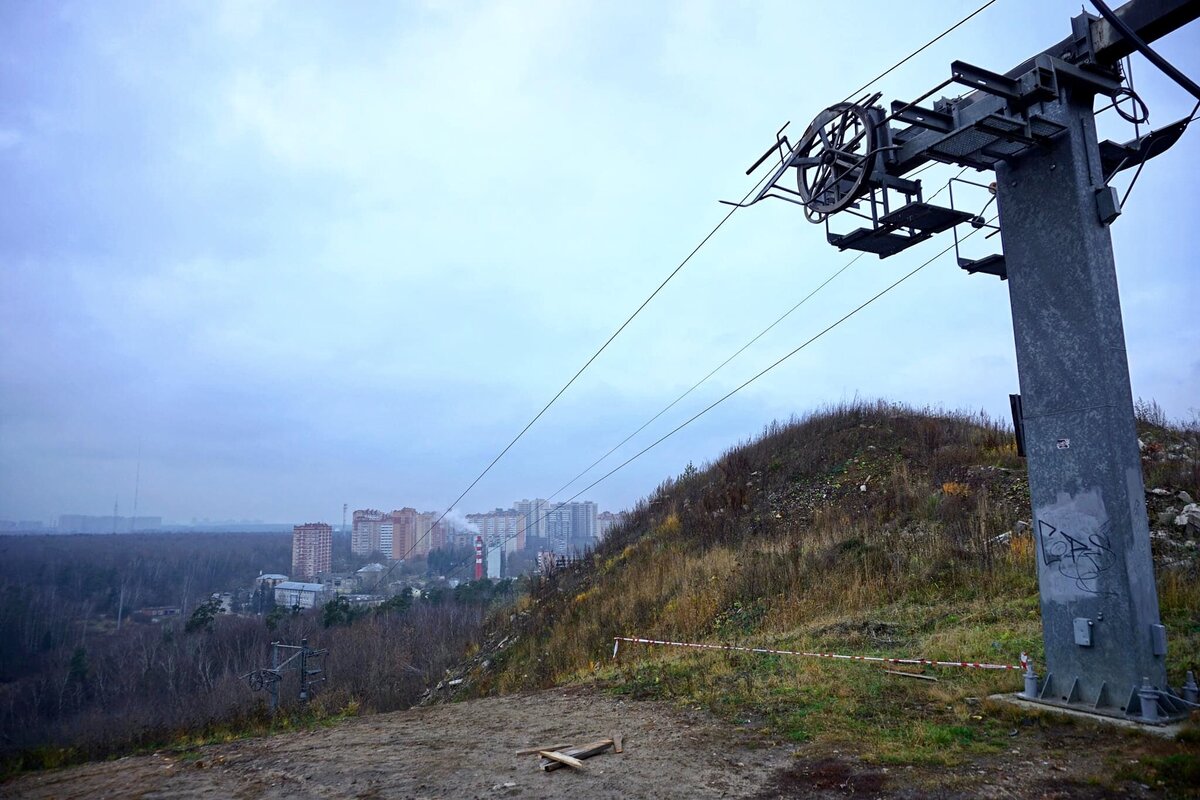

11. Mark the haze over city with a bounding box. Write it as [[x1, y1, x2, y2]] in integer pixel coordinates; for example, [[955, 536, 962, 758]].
[[2, 0, 1197, 526]]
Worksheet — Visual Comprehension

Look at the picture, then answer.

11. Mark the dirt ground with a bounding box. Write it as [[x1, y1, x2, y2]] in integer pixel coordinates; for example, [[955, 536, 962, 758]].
[[4, 687, 1195, 799]]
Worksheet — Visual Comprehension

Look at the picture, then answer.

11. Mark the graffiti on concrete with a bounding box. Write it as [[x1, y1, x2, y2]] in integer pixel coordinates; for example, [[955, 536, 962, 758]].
[[1038, 519, 1116, 596]]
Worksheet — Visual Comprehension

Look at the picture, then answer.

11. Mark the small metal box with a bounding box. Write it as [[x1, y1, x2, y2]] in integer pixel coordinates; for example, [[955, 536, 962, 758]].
[[1096, 185, 1121, 225], [1073, 617, 1093, 647], [1150, 624, 1168, 656]]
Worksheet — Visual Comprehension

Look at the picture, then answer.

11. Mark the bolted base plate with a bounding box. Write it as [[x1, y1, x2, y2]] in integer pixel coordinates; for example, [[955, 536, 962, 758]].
[[989, 693, 1191, 737]]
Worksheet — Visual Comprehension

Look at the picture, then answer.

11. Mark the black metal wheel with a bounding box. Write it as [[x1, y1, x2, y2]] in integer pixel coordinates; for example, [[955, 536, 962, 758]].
[[794, 102, 877, 222], [248, 670, 265, 691]]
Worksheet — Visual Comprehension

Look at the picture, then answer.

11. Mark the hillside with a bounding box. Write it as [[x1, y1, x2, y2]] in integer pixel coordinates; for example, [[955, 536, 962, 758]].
[[6, 402, 1197, 799], [438, 401, 1200, 792]]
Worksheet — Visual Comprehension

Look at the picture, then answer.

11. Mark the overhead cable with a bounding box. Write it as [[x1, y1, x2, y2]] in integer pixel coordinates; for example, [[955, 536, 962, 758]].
[[543, 254, 864, 504], [841, 0, 999, 102], [553, 234, 979, 511], [453, 221, 995, 582], [1089, 0, 1200, 102], [368, 170, 777, 589], [375, 0, 1006, 586]]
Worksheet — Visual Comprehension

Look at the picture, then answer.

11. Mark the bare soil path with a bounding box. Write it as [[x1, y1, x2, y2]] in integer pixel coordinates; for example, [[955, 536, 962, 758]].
[[5, 687, 790, 800], [5, 687, 1193, 799]]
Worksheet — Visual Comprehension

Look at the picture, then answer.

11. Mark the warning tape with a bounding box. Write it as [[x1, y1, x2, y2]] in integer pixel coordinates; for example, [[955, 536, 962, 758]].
[[613, 636, 1028, 672]]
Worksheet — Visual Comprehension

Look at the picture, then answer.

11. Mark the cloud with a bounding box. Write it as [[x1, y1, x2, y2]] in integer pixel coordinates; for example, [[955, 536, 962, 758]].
[[1, 0, 1197, 524]]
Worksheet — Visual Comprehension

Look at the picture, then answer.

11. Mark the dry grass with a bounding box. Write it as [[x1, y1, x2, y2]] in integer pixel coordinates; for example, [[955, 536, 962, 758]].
[[479, 399, 1200, 763]]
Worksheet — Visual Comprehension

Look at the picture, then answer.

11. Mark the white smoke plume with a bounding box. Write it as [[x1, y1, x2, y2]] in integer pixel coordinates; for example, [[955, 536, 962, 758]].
[[441, 507, 479, 534]]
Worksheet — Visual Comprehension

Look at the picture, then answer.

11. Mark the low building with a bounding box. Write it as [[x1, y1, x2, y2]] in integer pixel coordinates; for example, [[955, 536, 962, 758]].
[[274, 581, 328, 609], [319, 574, 357, 595], [137, 606, 181, 620], [255, 572, 289, 590], [343, 594, 385, 608], [356, 563, 385, 589]]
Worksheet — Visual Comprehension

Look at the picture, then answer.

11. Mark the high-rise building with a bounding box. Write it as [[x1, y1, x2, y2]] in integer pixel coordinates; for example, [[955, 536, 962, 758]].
[[420, 512, 449, 552], [596, 510, 627, 540], [292, 523, 332, 579], [351, 509, 384, 555], [539, 501, 598, 554], [380, 520, 394, 557], [467, 508, 525, 554], [389, 508, 419, 561], [413, 511, 442, 558], [569, 501, 597, 546], [543, 504, 573, 553], [513, 498, 550, 545], [352, 505, 457, 560]]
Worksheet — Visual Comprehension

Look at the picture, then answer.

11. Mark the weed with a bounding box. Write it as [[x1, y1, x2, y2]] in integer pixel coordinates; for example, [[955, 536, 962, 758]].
[[483, 399, 1199, 767], [1114, 752, 1200, 796]]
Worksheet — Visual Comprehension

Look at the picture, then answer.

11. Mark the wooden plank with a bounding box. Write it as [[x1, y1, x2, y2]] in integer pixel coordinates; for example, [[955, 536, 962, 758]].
[[611, 731, 623, 754], [516, 743, 573, 756], [539, 750, 586, 770], [539, 739, 614, 772], [883, 669, 938, 681]]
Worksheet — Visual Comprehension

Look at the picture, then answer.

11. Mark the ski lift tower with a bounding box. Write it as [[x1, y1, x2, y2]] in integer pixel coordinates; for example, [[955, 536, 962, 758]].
[[740, 0, 1199, 723]]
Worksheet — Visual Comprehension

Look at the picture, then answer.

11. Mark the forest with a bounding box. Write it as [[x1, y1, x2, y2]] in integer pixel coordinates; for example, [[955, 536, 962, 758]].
[[0, 532, 507, 773]]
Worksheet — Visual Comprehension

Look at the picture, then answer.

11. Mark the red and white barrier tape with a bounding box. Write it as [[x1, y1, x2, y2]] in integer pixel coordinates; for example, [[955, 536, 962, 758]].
[[613, 636, 1028, 672]]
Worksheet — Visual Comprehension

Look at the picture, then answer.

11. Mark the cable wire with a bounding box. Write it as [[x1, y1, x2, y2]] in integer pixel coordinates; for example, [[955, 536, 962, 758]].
[[1089, 0, 1200, 102], [556, 236, 974, 509], [452, 221, 995, 582], [370, 0, 1005, 588], [541, 170, 961, 510], [842, 0, 999, 102], [544, 253, 864, 505], [366, 168, 776, 589]]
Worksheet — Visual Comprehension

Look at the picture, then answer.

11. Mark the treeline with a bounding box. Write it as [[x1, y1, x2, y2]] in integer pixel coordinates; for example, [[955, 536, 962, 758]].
[[0, 577, 515, 773], [0, 533, 292, 683]]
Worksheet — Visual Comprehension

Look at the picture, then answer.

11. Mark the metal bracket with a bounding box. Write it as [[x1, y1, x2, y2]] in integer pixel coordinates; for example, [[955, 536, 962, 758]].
[[1070, 11, 1101, 65], [1099, 116, 1190, 180], [951, 60, 1023, 102], [890, 100, 955, 133], [1035, 54, 1123, 97]]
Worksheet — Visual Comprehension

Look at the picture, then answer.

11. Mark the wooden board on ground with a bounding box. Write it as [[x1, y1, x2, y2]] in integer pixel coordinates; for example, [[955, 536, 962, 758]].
[[516, 742, 573, 756], [883, 669, 938, 681], [539, 750, 586, 770], [539, 739, 615, 772]]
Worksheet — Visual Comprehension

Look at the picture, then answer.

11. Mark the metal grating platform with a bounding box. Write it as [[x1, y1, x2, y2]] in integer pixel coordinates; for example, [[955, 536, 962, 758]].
[[829, 227, 931, 257], [881, 203, 974, 234], [927, 113, 1066, 170], [828, 200, 973, 258]]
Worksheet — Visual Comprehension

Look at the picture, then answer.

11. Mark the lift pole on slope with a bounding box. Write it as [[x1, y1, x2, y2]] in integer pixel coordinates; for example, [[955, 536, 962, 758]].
[[243, 638, 328, 713], [739, 0, 1199, 723]]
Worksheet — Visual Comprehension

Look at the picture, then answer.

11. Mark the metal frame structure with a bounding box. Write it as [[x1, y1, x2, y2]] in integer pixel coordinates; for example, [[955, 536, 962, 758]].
[[243, 637, 328, 713], [741, 0, 1199, 723]]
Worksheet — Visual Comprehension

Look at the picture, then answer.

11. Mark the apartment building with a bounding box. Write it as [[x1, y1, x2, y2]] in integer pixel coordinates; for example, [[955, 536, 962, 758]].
[[291, 522, 332, 579]]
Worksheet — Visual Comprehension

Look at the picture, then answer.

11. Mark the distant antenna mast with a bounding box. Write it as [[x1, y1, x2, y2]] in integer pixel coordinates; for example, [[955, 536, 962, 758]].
[[130, 443, 141, 533], [112, 496, 119, 535]]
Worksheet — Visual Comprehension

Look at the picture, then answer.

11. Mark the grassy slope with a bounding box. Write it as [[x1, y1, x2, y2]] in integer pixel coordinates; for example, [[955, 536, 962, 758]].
[[471, 401, 1200, 783]]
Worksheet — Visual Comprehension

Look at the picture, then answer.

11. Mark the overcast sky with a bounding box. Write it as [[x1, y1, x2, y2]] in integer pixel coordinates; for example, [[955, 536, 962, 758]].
[[2, 0, 1198, 525]]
